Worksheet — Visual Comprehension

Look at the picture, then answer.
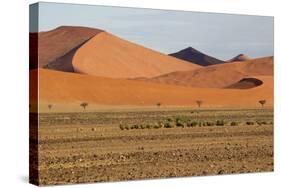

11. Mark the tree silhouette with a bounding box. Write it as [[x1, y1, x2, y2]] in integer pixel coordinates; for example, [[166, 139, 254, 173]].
[[48, 104, 52, 110], [196, 100, 203, 108], [156, 102, 161, 107], [258, 100, 266, 108], [80, 102, 88, 111]]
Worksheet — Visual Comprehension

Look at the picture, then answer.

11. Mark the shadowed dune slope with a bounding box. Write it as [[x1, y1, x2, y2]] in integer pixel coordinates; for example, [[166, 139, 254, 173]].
[[72, 32, 200, 78], [169, 47, 225, 66], [227, 54, 251, 62], [30, 69, 273, 107], [30, 26, 103, 69], [140, 56, 273, 88], [225, 78, 263, 89]]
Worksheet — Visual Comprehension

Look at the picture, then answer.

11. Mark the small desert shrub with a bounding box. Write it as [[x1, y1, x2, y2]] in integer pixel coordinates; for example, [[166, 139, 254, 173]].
[[131, 124, 140, 129], [230, 121, 238, 126], [175, 118, 185, 128], [167, 117, 173, 122], [216, 120, 225, 126], [190, 121, 198, 127], [157, 122, 164, 128], [124, 124, 130, 130], [146, 124, 152, 129], [206, 121, 215, 126], [119, 124, 125, 130], [140, 124, 146, 129], [153, 123, 161, 129], [175, 116, 190, 122], [246, 121, 255, 125], [164, 122, 174, 128]]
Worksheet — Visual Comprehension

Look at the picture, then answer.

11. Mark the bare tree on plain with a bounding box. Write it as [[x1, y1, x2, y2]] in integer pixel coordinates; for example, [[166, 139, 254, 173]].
[[258, 100, 266, 108], [156, 102, 161, 108], [196, 100, 203, 108], [48, 104, 52, 110], [80, 102, 88, 111]]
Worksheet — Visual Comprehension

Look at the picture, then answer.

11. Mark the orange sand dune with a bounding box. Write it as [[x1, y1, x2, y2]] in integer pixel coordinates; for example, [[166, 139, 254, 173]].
[[227, 54, 251, 62], [30, 69, 273, 108], [30, 26, 103, 69], [72, 32, 200, 78], [141, 56, 273, 88]]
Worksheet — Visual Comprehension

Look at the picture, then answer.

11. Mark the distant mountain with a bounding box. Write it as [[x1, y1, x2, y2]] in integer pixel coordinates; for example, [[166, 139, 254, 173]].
[[169, 47, 225, 66], [227, 54, 251, 62]]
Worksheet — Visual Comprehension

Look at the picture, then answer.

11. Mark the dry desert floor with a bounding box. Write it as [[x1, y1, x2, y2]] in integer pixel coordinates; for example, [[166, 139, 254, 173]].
[[30, 107, 273, 185]]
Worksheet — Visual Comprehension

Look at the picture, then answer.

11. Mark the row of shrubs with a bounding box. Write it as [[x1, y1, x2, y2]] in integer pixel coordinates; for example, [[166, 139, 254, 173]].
[[119, 116, 271, 130]]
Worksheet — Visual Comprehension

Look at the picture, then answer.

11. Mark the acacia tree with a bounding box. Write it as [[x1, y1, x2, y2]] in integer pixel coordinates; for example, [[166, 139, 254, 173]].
[[48, 104, 52, 110], [196, 100, 203, 108], [259, 100, 266, 108], [80, 102, 88, 111], [156, 102, 161, 107]]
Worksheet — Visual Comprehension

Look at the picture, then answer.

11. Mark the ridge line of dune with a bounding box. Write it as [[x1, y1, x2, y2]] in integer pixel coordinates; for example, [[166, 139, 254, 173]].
[[72, 31, 201, 78]]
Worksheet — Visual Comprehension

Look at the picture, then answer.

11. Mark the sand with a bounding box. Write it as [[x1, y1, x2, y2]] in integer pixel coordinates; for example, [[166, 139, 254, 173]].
[[140, 56, 273, 88], [72, 32, 200, 78], [30, 68, 273, 110], [31, 26, 103, 69]]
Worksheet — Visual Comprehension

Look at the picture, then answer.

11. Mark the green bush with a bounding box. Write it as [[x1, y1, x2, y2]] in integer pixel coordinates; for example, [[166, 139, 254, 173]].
[[206, 121, 215, 126], [246, 121, 255, 125], [230, 122, 238, 126], [124, 124, 130, 130], [119, 124, 125, 130], [140, 124, 146, 129], [164, 122, 174, 128], [175, 119, 185, 128], [132, 124, 140, 129], [153, 123, 161, 129], [191, 121, 198, 127], [216, 120, 225, 126], [157, 122, 164, 128], [256, 121, 266, 125], [146, 124, 152, 129], [167, 117, 173, 122]]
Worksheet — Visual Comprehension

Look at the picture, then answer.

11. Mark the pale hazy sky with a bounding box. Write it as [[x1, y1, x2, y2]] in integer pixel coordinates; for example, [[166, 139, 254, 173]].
[[31, 2, 274, 60]]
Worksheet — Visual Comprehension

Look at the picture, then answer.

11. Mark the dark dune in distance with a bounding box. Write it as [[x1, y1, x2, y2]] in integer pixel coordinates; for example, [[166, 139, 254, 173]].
[[227, 54, 251, 62], [169, 47, 225, 66]]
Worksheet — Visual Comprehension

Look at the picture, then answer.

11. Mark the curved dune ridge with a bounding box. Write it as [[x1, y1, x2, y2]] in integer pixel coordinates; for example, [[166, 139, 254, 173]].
[[138, 56, 273, 88], [169, 47, 225, 66], [31, 69, 273, 108], [30, 26, 103, 69], [72, 32, 200, 78]]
